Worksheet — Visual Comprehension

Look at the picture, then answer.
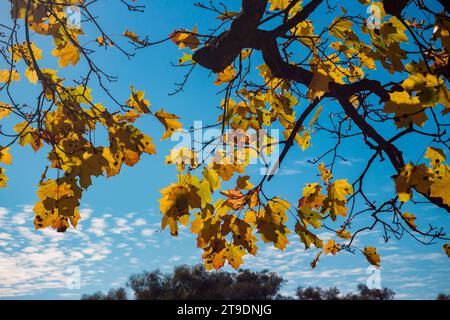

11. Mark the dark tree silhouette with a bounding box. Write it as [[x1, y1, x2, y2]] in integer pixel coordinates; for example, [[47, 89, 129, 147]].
[[82, 265, 284, 300], [436, 293, 450, 300], [296, 284, 395, 300], [296, 286, 341, 300], [81, 288, 128, 301], [81, 264, 402, 300], [343, 284, 395, 300]]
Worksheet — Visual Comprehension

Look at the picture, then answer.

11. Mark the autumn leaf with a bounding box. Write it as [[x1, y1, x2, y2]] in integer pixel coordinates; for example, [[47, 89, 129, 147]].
[[203, 168, 221, 192], [429, 173, 450, 208], [123, 30, 148, 46], [0, 70, 20, 83], [337, 228, 352, 239], [52, 43, 80, 67], [295, 222, 323, 249], [0, 168, 8, 188], [384, 91, 427, 128], [310, 251, 322, 269], [444, 244, 450, 258], [25, 67, 38, 84], [126, 85, 151, 114], [170, 27, 199, 50], [178, 53, 193, 65], [155, 109, 183, 140], [324, 239, 340, 255], [225, 243, 246, 269], [363, 246, 380, 267], [318, 163, 333, 183], [329, 18, 353, 39], [328, 179, 353, 201], [0, 103, 12, 119], [394, 163, 433, 203], [236, 175, 254, 190], [214, 65, 236, 86], [307, 71, 332, 99], [0, 147, 13, 165], [403, 212, 417, 230], [425, 147, 446, 169], [269, 0, 291, 11], [96, 36, 113, 47]]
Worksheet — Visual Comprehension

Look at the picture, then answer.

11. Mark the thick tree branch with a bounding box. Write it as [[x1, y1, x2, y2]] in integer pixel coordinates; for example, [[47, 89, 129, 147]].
[[383, 0, 411, 17], [193, 0, 268, 72], [271, 0, 323, 36], [192, 0, 450, 212]]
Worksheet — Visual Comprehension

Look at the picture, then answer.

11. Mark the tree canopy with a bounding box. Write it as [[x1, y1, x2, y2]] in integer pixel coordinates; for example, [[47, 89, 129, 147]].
[[82, 264, 284, 300], [0, 0, 449, 271], [81, 264, 397, 300]]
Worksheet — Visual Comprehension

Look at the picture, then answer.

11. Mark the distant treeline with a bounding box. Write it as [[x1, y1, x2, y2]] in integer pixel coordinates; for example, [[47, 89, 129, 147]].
[[82, 264, 447, 300]]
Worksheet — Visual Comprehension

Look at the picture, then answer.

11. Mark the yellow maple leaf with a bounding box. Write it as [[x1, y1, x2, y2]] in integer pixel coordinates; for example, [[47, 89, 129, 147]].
[[25, 67, 38, 84], [126, 85, 151, 114], [299, 207, 322, 229], [425, 147, 446, 169], [269, 0, 291, 11], [52, 43, 80, 67], [225, 243, 246, 269], [155, 109, 183, 140], [96, 36, 113, 47], [0, 69, 20, 83], [363, 246, 380, 267], [329, 179, 353, 201], [384, 91, 427, 128], [178, 53, 193, 65], [329, 18, 353, 39], [123, 30, 148, 46], [0, 103, 12, 119], [295, 222, 323, 249], [203, 168, 221, 192], [310, 251, 322, 269], [214, 65, 236, 86], [324, 239, 340, 255], [403, 212, 417, 230], [0, 147, 13, 165], [0, 167, 7, 188], [444, 244, 450, 258], [430, 173, 450, 207], [318, 162, 333, 183], [170, 26, 199, 50], [337, 228, 352, 239]]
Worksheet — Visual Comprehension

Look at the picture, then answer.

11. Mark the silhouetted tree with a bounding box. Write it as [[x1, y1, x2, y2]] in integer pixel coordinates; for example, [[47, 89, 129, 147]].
[[83, 265, 284, 300], [436, 293, 450, 300], [82, 288, 128, 300], [82, 264, 400, 300], [343, 284, 395, 300], [296, 284, 395, 300], [296, 286, 341, 300]]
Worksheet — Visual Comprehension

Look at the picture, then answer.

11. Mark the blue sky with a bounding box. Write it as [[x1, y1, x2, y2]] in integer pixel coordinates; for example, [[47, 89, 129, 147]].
[[0, 0, 449, 299]]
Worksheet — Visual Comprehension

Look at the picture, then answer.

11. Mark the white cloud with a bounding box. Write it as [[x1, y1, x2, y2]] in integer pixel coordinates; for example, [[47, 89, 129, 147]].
[[277, 168, 302, 176], [89, 218, 107, 237], [141, 228, 155, 237], [132, 218, 147, 227], [112, 218, 133, 234]]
